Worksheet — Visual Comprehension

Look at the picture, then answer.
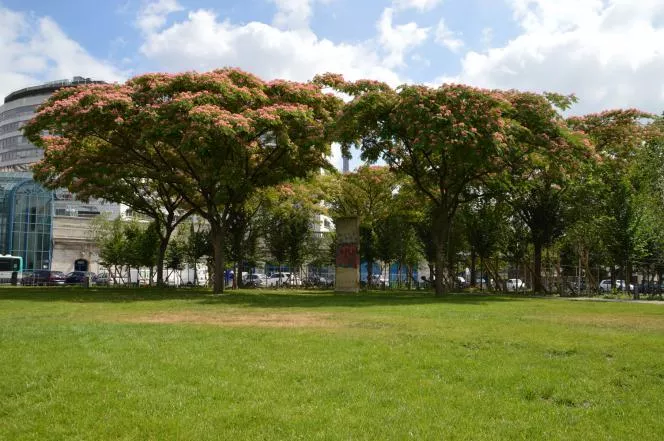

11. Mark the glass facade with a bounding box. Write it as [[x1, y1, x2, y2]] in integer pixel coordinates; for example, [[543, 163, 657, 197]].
[[8, 181, 53, 270], [0, 173, 52, 270]]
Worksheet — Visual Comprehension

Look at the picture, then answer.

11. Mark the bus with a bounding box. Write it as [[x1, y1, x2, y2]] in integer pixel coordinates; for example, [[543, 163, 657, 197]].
[[0, 254, 23, 284]]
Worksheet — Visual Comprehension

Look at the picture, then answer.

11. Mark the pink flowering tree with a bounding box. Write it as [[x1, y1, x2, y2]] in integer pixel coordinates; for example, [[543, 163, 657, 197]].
[[24, 68, 342, 293], [315, 75, 518, 295], [316, 74, 593, 295], [499, 91, 595, 293], [26, 125, 195, 287]]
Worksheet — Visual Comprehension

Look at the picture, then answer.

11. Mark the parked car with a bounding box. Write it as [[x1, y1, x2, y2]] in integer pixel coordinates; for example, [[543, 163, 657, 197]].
[[65, 271, 96, 285], [266, 272, 301, 287], [94, 273, 111, 286], [505, 278, 526, 292], [638, 281, 664, 294], [243, 273, 268, 287], [19, 271, 33, 285], [306, 275, 334, 288], [21, 270, 66, 286], [456, 276, 468, 288], [599, 279, 633, 292], [365, 274, 387, 286], [474, 277, 493, 288]]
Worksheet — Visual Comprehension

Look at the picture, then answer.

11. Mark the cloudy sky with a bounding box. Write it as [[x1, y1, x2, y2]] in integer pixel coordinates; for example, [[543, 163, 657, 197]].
[[1, 0, 663, 168]]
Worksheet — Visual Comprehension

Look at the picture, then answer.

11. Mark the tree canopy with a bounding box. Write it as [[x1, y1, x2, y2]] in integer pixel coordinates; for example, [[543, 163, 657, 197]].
[[25, 68, 343, 292]]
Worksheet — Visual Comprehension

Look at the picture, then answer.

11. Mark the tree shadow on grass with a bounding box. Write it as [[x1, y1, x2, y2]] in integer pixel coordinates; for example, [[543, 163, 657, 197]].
[[0, 286, 527, 308]]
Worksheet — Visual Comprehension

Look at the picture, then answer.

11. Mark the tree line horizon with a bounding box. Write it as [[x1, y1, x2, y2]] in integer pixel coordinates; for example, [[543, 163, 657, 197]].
[[22, 67, 664, 295]]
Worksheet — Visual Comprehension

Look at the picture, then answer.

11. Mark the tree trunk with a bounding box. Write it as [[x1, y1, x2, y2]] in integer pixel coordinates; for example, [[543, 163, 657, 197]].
[[479, 256, 484, 290], [397, 262, 402, 288], [210, 223, 226, 294], [432, 211, 450, 297], [156, 234, 170, 286], [434, 242, 445, 296], [627, 261, 637, 299], [470, 250, 477, 288], [237, 258, 245, 288], [533, 241, 543, 293]]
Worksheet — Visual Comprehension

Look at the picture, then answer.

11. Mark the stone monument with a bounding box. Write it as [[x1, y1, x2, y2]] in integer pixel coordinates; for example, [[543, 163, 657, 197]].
[[335, 217, 360, 292]]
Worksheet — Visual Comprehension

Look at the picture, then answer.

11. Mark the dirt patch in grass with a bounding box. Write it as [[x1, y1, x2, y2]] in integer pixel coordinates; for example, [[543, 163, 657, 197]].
[[125, 311, 340, 328]]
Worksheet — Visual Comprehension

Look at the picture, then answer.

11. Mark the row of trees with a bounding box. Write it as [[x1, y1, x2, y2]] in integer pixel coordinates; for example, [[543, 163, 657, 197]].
[[24, 68, 663, 295], [90, 181, 334, 287]]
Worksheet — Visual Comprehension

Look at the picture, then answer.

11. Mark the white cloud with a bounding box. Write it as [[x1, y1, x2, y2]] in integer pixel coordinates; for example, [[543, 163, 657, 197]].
[[377, 8, 430, 68], [434, 19, 463, 53], [0, 7, 126, 102], [393, 0, 443, 12], [139, 7, 406, 85], [136, 0, 183, 34], [444, 0, 664, 114], [270, 0, 332, 30]]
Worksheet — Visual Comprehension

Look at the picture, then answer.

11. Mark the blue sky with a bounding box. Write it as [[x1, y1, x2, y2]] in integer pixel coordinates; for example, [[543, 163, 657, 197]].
[[1, 0, 663, 169]]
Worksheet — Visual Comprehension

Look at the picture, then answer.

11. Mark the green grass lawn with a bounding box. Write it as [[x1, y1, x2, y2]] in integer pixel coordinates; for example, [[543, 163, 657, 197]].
[[1, 287, 663, 440]]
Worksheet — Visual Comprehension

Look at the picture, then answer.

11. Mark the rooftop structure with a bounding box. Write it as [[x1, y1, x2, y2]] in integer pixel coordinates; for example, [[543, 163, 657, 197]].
[[0, 77, 104, 171]]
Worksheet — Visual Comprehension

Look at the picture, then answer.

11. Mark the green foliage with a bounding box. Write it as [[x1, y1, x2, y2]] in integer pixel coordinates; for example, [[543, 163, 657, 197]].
[[24, 68, 343, 293], [183, 223, 212, 267], [265, 210, 312, 271], [165, 237, 186, 271], [462, 197, 505, 262], [327, 165, 400, 283], [92, 216, 127, 270], [317, 75, 595, 295]]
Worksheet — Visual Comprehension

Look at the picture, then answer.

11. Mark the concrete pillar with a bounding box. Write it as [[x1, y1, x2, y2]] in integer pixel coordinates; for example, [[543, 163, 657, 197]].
[[334, 217, 360, 293]]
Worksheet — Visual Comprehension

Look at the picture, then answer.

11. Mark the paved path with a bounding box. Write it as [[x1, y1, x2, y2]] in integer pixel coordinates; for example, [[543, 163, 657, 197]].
[[566, 297, 664, 305]]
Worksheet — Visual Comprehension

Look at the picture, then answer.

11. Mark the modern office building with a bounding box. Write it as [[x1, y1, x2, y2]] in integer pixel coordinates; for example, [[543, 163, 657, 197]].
[[0, 172, 120, 272], [0, 78, 120, 273], [0, 77, 103, 171]]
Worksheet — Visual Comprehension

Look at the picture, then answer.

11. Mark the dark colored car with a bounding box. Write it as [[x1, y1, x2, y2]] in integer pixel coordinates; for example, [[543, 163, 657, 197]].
[[21, 270, 67, 286], [65, 271, 96, 285]]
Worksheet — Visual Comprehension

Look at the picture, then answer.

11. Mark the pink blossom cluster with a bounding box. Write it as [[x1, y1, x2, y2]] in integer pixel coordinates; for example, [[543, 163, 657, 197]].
[[129, 72, 179, 89], [313, 73, 345, 88], [438, 105, 453, 117], [276, 183, 295, 196], [175, 91, 213, 101], [38, 84, 132, 117], [200, 70, 269, 101], [189, 105, 252, 131], [268, 79, 315, 91], [253, 104, 311, 122], [41, 135, 71, 153]]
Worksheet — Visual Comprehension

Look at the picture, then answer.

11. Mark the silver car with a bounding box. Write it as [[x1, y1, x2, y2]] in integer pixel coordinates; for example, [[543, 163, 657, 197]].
[[599, 279, 633, 292]]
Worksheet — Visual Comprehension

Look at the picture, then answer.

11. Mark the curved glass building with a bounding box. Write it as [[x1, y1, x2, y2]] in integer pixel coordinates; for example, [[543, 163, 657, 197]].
[[0, 173, 53, 270], [0, 77, 103, 171], [0, 79, 120, 274]]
